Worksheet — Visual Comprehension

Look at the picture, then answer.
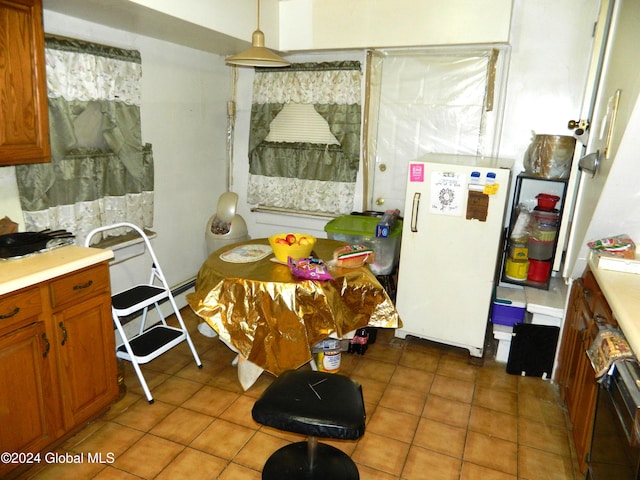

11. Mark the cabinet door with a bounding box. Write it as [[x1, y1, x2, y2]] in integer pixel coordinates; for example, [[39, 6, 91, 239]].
[[556, 278, 583, 399], [54, 294, 117, 428], [0, 0, 50, 165], [570, 330, 598, 473], [0, 322, 57, 476]]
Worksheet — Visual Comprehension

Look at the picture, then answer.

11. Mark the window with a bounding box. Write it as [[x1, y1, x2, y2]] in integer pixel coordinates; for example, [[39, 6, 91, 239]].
[[16, 35, 154, 244], [247, 61, 361, 216]]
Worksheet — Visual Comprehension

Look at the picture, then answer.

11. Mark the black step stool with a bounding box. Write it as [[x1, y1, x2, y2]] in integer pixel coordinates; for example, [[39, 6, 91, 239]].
[[252, 370, 366, 479]]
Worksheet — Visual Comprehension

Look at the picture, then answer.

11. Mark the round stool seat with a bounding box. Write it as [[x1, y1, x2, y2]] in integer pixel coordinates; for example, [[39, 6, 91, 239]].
[[262, 441, 359, 480], [252, 370, 365, 480]]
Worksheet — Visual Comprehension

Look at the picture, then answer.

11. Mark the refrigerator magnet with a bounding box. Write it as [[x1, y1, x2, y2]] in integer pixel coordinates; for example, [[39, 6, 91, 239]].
[[409, 163, 425, 182]]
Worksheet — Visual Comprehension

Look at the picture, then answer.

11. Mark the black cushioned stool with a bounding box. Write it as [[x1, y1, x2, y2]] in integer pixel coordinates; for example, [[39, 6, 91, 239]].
[[252, 370, 366, 479]]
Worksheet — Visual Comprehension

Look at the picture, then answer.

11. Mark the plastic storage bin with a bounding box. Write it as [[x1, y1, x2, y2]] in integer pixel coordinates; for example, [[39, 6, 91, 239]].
[[492, 287, 526, 326], [324, 215, 402, 275]]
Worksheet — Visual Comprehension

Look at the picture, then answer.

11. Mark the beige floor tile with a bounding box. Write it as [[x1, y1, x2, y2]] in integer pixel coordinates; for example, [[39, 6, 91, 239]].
[[430, 374, 475, 404], [154, 447, 227, 480], [112, 398, 176, 432], [350, 374, 388, 405], [233, 431, 290, 471], [366, 406, 419, 443], [355, 463, 403, 480], [352, 358, 397, 383], [190, 418, 256, 460], [402, 445, 461, 480], [219, 394, 262, 429], [216, 462, 261, 480], [473, 384, 519, 415], [518, 444, 576, 480], [413, 417, 466, 458], [389, 365, 434, 392], [181, 384, 239, 417], [422, 394, 472, 428], [378, 383, 427, 416], [436, 355, 479, 383], [149, 407, 214, 445], [147, 375, 204, 405], [72, 422, 144, 456], [463, 430, 518, 475], [519, 392, 567, 427], [468, 405, 517, 442], [460, 461, 517, 480], [112, 434, 183, 478], [518, 417, 572, 457], [352, 432, 410, 476], [476, 362, 519, 393], [22, 306, 581, 480], [399, 348, 440, 372], [92, 466, 144, 479]]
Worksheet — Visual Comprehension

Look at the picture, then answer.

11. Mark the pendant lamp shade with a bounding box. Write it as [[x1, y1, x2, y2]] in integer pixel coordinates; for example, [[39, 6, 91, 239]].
[[226, 0, 290, 68]]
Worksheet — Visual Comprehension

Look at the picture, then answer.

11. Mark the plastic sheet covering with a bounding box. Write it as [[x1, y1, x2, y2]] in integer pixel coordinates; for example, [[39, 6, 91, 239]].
[[187, 239, 400, 377]]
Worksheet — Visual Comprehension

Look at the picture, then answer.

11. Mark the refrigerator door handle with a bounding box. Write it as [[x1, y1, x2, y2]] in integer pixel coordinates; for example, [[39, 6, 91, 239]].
[[410, 193, 421, 232]]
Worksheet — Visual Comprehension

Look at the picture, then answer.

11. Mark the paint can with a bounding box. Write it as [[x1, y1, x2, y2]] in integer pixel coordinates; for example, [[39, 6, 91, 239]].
[[505, 257, 529, 281], [313, 339, 341, 373]]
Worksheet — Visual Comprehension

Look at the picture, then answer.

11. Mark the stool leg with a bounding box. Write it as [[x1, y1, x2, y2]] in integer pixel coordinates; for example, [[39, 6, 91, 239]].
[[307, 436, 318, 470]]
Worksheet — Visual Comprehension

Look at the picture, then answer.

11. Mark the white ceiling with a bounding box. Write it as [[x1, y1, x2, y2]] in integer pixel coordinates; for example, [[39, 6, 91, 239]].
[[42, 0, 260, 56]]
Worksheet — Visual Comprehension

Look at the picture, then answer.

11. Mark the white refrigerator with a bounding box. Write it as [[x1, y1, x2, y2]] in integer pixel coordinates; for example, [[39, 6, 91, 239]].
[[395, 154, 513, 357]]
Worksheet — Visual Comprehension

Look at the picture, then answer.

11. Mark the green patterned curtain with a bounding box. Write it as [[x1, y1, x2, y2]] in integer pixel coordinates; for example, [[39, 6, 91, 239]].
[[16, 35, 154, 244], [248, 61, 361, 215]]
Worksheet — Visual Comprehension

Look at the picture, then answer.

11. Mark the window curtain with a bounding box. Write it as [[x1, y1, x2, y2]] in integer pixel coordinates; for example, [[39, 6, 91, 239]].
[[15, 35, 154, 244], [247, 61, 361, 215]]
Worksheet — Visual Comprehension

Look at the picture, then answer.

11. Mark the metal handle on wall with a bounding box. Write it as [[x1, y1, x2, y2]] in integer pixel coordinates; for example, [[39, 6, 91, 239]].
[[410, 193, 421, 232]]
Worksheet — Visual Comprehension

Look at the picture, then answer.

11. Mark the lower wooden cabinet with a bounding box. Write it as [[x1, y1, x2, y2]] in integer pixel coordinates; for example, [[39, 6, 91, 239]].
[[556, 268, 613, 474], [0, 261, 117, 478]]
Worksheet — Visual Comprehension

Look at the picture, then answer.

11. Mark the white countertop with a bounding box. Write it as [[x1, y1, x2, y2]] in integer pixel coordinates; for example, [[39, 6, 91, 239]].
[[0, 246, 114, 296], [589, 255, 640, 357]]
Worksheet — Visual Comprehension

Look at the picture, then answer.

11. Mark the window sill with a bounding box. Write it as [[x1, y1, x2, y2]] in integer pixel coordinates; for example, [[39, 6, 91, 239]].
[[93, 229, 156, 264]]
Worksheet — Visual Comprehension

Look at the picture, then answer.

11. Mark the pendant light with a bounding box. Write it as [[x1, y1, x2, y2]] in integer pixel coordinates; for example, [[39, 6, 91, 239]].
[[226, 0, 290, 68]]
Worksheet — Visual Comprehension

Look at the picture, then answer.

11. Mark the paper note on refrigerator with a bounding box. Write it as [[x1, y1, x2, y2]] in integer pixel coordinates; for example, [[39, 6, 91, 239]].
[[430, 171, 462, 215]]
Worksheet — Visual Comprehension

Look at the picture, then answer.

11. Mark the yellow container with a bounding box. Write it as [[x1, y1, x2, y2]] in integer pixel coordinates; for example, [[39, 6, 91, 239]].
[[505, 257, 529, 281]]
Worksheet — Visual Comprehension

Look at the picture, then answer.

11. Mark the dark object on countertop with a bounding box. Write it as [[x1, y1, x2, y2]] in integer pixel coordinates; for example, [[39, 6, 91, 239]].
[[252, 370, 365, 479], [0, 230, 75, 258]]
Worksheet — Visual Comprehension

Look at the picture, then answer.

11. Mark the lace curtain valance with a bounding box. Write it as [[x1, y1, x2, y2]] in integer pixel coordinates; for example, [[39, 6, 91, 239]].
[[16, 35, 154, 244], [247, 61, 362, 215]]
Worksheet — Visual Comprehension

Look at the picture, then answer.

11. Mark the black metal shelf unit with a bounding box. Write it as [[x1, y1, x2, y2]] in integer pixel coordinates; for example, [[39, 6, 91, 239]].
[[500, 173, 569, 290]]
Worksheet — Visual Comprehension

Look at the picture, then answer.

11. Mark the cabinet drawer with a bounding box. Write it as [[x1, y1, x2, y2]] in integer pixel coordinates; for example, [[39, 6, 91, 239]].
[[0, 287, 42, 333], [49, 263, 110, 309]]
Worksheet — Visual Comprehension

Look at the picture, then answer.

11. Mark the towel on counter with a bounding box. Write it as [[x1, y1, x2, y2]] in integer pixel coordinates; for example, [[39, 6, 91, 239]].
[[587, 325, 634, 380]]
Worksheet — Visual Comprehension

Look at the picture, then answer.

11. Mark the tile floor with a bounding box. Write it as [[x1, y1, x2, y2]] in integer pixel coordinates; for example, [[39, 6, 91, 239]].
[[22, 308, 582, 480]]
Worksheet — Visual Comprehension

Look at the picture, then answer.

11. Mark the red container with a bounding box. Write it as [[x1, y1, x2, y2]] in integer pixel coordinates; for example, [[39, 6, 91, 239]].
[[528, 259, 552, 283], [536, 193, 560, 211]]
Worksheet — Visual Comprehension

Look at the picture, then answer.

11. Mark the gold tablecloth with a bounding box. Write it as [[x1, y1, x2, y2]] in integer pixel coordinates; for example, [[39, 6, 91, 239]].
[[187, 238, 400, 376]]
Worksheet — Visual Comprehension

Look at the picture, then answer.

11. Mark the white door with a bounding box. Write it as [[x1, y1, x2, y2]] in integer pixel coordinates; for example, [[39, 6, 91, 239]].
[[365, 46, 509, 212], [562, 0, 640, 278]]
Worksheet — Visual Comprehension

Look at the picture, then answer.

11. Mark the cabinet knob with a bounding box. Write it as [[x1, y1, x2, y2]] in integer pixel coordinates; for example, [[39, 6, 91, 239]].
[[41, 333, 50, 358], [0, 306, 19, 319], [59, 322, 68, 346]]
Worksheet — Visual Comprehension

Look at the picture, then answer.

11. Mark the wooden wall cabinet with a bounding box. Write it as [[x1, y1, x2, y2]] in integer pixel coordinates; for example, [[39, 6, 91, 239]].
[[555, 269, 615, 474], [0, 0, 51, 165], [0, 262, 117, 478]]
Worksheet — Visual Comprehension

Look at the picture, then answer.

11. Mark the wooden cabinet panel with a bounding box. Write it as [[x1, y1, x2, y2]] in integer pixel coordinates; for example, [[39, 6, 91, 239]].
[[49, 263, 110, 309], [0, 322, 58, 477], [557, 268, 615, 474], [0, 260, 116, 477], [0, 286, 42, 335], [0, 0, 50, 165], [54, 293, 117, 427]]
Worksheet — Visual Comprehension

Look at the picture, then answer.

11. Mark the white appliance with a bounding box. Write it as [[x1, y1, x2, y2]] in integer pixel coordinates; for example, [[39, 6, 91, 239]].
[[395, 154, 513, 357]]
